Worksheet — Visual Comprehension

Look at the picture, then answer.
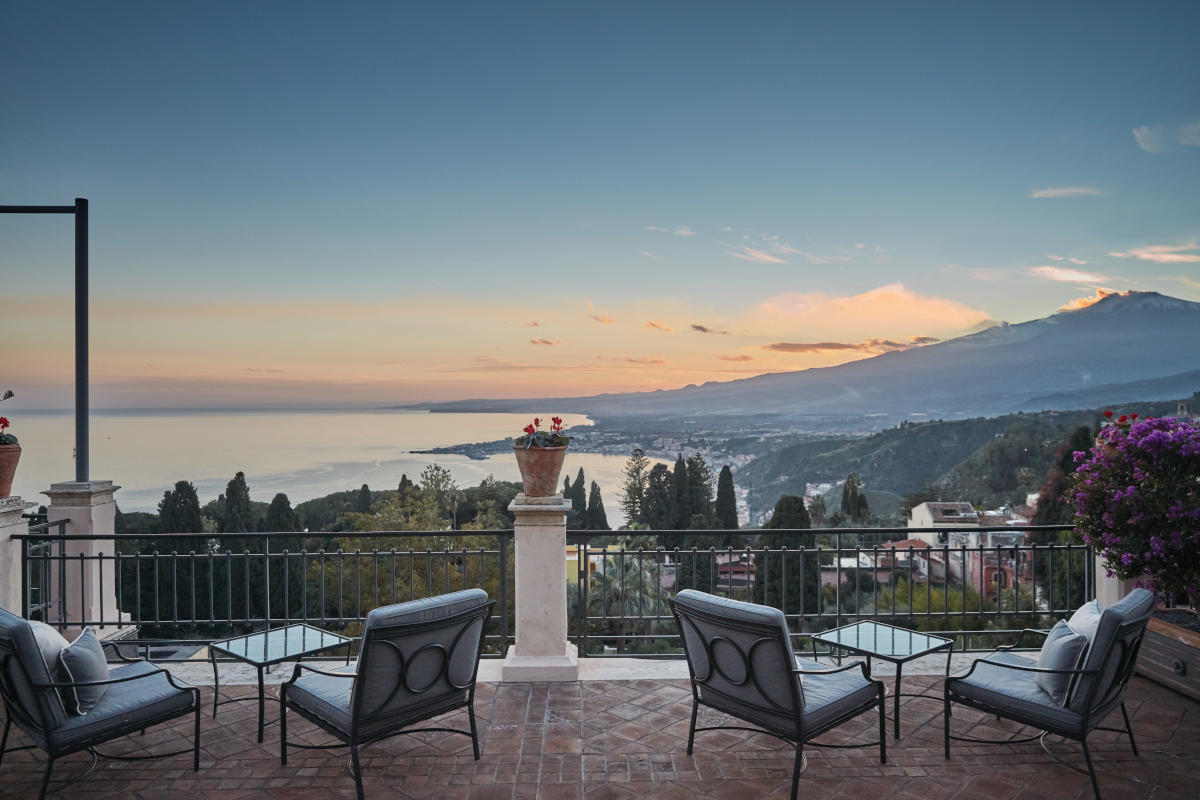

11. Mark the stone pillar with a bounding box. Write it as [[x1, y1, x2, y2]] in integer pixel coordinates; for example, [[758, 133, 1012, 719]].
[[1095, 555, 1138, 607], [44, 481, 125, 636], [501, 493, 578, 682], [0, 497, 37, 613]]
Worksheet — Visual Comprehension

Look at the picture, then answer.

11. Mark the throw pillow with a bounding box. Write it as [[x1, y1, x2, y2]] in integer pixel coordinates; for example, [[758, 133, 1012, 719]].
[[1067, 599, 1103, 641], [1035, 620, 1089, 705], [58, 628, 110, 714]]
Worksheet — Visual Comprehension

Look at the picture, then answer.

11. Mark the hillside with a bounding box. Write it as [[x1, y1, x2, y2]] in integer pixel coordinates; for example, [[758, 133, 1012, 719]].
[[412, 292, 1200, 423]]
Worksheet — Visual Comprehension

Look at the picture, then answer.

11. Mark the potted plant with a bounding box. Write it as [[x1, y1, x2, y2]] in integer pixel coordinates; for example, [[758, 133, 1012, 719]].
[[0, 390, 18, 497], [513, 416, 571, 497], [1069, 412, 1200, 698]]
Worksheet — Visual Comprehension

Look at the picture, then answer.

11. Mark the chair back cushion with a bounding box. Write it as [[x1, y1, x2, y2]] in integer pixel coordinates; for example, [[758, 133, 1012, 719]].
[[58, 628, 110, 714], [1035, 620, 1088, 705], [352, 589, 491, 722], [0, 608, 68, 734], [1067, 588, 1155, 713], [670, 590, 801, 728]]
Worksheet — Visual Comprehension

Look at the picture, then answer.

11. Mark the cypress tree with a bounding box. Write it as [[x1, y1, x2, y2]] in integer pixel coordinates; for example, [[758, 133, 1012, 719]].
[[715, 465, 737, 529], [398, 474, 415, 497], [673, 455, 691, 529], [266, 493, 299, 531], [642, 464, 678, 532], [685, 454, 714, 529], [356, 483, 372, 513], [586, 481, 610, 531], [159, 480, 202, 533], [840, 473, 861, 518], [220, 472, 253, 533], [760, 495, 818, 616], [571, 467, 587, 515]]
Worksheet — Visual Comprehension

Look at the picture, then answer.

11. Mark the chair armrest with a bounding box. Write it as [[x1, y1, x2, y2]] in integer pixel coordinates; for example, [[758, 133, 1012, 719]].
[[951, 657, 1100, 682], [282, 661, 357, 688], [35, 665, 196, 694], [996, 628, 1051, 652], [101, 640, 145, 663]]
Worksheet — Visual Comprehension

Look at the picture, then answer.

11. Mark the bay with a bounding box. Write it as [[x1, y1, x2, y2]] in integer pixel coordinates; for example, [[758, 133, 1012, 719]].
[[9, 409, 646, 526]]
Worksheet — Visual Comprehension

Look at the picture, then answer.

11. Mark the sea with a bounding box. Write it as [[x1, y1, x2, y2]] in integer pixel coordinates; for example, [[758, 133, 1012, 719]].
[[9, 409, 642, 526]]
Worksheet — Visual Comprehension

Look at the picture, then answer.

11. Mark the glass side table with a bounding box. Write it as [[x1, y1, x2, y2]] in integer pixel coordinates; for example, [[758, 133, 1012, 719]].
[[809, 620, 953, 739], [209, 623, 354, 742]]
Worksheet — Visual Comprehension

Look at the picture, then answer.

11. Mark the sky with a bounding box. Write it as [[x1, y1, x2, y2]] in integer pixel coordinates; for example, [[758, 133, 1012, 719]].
[[2, 0, 1199, 409]]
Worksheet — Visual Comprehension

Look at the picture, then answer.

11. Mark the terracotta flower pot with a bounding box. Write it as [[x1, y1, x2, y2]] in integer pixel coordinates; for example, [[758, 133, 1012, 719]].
[[0, 444, 20, 497], [513, 445, 568, 497]]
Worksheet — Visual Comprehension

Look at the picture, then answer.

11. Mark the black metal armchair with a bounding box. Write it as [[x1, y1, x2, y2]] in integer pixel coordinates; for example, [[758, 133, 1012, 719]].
[[280, 589, 494, 800], [0, 607, 201, 800], [669, 590, 886, 800], [944, 588, 1155, 799]]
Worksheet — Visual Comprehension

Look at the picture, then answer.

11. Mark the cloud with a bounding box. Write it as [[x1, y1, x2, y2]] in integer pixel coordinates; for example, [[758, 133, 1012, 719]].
[[1068, 257, 1088, 265], [1058, 289, 1121, 311], [1108, 243, 1200, 263], [1029, 186, 1104, 199], [636, 250, 661, 260], [762, 338, 907, 354], [526, 321, 540, 327], [623, 356, 668, 365], [645, 225, 696, 237], [1026, 266, 1107, 283], [590, 314, 614, 324], [690, 323, 730, 335], [728, 245, 787, 264], [908, 335, 940, 346], [645, 321, 673, 332], [1133, 120, 1200, 154], [530, 338, 559, 346], [242, 367, 285, 374], [717, 354, 753, 362]]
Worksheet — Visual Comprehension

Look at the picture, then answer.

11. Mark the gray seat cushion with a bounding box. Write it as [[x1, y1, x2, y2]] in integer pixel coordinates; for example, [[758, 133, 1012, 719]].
[[797, 658, 879, 734], [286, 664, 363, 737], [947, 651, 1084, 735], [48, 661, 196, 753]]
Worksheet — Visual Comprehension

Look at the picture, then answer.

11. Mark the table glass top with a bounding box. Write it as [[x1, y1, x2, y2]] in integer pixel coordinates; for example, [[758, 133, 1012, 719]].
[[210, 624, 353, 665], [811, 621, 951, 659]]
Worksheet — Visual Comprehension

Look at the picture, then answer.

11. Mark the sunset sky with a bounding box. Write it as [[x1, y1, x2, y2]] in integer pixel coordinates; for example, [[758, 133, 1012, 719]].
[[3, 1, 1198, 409]]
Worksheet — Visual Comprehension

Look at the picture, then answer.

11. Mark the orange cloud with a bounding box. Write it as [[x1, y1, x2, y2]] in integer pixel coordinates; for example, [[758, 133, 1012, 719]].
[[645, 321, 673, 332], [529, 338, 559, 346], [1058, 289, 1120, 311]]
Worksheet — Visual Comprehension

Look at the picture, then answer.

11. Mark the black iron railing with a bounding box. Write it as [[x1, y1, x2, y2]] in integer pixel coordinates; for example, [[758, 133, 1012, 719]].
[[568, 526, 1090, 656], [15, 529, 513, 659]]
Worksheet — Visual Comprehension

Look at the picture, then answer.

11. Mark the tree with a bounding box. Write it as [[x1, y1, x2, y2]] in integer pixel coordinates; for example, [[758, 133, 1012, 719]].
[[571, 467, 587, 516], [641, 463, 677, 531], [355, 483, 372, 514], [159, 481, 202, 533], [618, 448, 650, 526], [586, 481, 610, 531], [398, 474, 415, 497], [715, 465, 737, 529], [808, 495, 827, 527], [420, 464, 461, 527], [685, 455, 715, 529], [840, 473, 862, 519], [266, 493, 300, 531], [219, 471, 253, 533], [673, 456, 692, 529], [759, 495, 819, 622]]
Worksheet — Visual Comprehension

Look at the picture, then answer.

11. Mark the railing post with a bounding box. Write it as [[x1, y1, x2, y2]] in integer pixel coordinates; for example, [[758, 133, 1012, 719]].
[[501, 493, 577, 682], [43, 480, 127, 636], [0, 497, 37, 612]]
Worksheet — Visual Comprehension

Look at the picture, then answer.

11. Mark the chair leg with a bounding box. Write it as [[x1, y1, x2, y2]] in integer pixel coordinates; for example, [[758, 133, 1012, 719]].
[[686, 697, 698, 755], [279, 688, 288, 766], [878, 684, 887, 764], [468, 703, 480, 760], [789, 740, 804, 800], [1081, 736, 1102, 800], [350, 744, 364, 800], [943, 692, 951, 759], [1120, 702, 1138, 757], [0, 714, 10, 768], [193, 697, 201, 771], [37, 756, 53, 800]]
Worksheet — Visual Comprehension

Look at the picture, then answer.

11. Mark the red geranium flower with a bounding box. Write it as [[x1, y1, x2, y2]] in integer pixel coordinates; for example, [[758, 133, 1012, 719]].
[[1103, 410, 1114, 418], [0, 417, 8, 430], [523, 424, 536, 435]]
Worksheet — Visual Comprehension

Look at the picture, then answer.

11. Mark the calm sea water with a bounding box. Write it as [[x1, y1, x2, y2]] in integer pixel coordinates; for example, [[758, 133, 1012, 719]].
[[10, 409, 641, 526]]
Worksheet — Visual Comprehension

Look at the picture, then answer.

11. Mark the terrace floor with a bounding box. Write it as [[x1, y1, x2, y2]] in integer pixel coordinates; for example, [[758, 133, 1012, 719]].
[[1, 672, 1197, 800]]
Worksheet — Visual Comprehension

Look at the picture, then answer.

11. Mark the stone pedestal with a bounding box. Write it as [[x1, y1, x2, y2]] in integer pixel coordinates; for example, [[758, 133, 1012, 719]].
[[1095, 555, 1138, 608], [501, 493, 578, 682], [0, 496, 38, 613], [44, 481, 127, 635]]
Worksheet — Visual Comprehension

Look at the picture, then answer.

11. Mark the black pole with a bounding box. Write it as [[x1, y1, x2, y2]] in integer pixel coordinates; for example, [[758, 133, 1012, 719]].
[[74, 198, 89, 482]]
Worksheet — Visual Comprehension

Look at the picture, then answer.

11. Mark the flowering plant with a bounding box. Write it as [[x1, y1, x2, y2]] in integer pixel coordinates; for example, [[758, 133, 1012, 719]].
[[514, 416, 571, 449], [0, 390, 15, 445], [1070, 415, 1200, 605]]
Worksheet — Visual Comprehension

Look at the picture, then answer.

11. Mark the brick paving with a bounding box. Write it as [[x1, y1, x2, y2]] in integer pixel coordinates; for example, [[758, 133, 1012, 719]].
[[1, 675, 1197, 799]]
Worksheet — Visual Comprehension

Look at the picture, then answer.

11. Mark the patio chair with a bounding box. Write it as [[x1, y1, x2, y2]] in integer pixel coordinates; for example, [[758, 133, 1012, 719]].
[[0, 607, 201, 800], [669, 590, 886, 800], [944, 588, 1155, 799], [280, 589, 494, 800]]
